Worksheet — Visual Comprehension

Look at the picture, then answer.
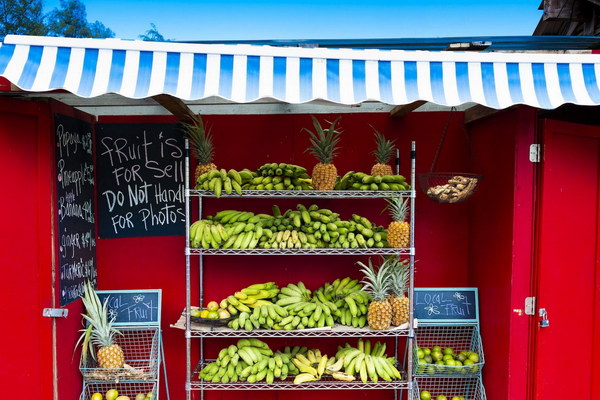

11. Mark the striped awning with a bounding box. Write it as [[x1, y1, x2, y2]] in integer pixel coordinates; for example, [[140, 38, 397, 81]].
[[1, 35, 600, 110]]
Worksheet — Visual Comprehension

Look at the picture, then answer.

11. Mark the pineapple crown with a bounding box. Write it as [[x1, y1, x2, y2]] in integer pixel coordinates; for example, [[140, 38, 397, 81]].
[[358, 257, 392, 302], [371, 128, 396, 164], [385, 196, 409, 222], [386, 257, 410, 296], [303, 115, 342, 164], [75, 281, 121, 364], [181, 114, 214, 165]]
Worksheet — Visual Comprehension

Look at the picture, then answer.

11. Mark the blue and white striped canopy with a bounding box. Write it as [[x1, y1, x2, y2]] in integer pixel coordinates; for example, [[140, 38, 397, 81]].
[[1, 35, 600, 110]]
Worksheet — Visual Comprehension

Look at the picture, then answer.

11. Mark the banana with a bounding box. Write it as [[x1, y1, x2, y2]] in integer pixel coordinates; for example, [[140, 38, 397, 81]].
[[292, 359, 318, 376], [332, 371, 356, 381], [327, 356, 345, 372], [316, 354, 328, 377], [293, 373, 318, 384]]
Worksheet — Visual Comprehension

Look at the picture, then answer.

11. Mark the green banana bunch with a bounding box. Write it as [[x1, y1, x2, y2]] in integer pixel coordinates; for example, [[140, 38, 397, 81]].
[[316, 277, 370, 328], [335, 339, 402, 382], [243, 163, 314, 191], [335, 171, 411, 191], [195, 168, 254, 197], [199, 341, 309, 383], [227, 302, 289, 331], [189, 220, 229, 249]]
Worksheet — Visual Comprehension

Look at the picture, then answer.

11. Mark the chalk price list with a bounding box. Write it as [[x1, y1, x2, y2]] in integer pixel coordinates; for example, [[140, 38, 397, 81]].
[[97, 125, 185, 237], [55, 118, 97, 305]]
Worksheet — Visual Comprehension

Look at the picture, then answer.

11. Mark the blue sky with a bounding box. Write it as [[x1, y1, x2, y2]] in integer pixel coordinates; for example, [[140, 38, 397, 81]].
[[44, 0, 543, 41]]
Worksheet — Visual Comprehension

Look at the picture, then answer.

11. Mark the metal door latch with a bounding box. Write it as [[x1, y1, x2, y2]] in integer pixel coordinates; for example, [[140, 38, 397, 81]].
[[539, 308, 550, 328], [43, 308, 68, 318]]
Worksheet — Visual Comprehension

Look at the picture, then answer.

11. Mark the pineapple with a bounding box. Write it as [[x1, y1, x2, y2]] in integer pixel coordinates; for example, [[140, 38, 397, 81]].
[[387, 257, 410, 326], [304, 115, 342, 191], [77, 281, 124, 369], [358, 258, 393, 330], [370, 129, 396, 176], [181, 114, 216, 182], [386, 196, 410, 248]]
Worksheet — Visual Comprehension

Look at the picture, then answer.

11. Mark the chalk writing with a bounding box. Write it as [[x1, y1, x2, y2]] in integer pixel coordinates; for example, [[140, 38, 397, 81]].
[[97, 291, 161, 325], [414, 288, 478, 321], [96, 123, 185, 238], [55, 114, 97, 306]]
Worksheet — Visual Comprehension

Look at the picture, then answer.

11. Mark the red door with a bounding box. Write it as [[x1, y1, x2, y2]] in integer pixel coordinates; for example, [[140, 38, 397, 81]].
[[0, 99, 54, 395], [532, 119, 600, 399]]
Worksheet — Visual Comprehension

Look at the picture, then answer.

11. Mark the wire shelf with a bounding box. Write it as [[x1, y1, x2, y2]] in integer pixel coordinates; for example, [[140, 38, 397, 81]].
[[80, 381, 157, 400], [188, 189, 414, 199], [192, 361, 408, 390], [80, 327, 160, 382], [171, 312, 411, 337], [187, 247, 411, 256], [413, 324, 484, 377], [415, 377, 487, 400]]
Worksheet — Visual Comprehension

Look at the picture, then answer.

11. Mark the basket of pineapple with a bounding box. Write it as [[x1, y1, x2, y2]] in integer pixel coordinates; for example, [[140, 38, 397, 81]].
[[413, 324, 485, 377]]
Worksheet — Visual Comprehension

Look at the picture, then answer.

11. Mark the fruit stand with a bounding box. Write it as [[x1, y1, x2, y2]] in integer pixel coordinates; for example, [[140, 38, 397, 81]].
[[2, 34, 600, 400]]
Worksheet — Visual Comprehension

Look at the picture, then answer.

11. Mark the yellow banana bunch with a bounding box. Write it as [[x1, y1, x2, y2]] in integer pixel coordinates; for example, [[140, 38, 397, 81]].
[[188, 220, 228, 249], [195, 168, 255, 197], [334, 339, 402, 382]]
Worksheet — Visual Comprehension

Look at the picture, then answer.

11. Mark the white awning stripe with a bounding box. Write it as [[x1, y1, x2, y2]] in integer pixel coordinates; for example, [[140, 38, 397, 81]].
[[1, 35, 600, 109]]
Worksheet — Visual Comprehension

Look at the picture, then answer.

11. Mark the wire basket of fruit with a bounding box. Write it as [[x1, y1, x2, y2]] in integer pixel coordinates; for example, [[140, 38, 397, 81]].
[[418, 173, 482, 204], [415, 376, 487, 400], [80, 381, 156, 400], [189, 303, 232, 326], [413, 324, 484, 376]]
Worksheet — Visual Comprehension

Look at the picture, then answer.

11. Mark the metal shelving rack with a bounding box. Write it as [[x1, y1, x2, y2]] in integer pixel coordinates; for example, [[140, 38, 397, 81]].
[[183, 141, 417, 399]]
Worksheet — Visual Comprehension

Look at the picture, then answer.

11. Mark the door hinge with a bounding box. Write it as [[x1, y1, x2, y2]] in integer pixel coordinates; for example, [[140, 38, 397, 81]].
[[525, 297, 536, 315], [529, 144, 541, 163], [42, 308, 68, 318]]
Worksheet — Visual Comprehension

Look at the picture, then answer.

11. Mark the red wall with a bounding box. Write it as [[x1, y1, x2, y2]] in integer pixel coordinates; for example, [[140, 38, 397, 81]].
[[96, 111, 472, 400]]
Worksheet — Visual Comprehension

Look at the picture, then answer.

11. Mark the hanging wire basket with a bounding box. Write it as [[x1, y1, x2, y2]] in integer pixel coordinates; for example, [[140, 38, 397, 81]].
[[418, 173, 482, 204], [419, 107, 482, 204]]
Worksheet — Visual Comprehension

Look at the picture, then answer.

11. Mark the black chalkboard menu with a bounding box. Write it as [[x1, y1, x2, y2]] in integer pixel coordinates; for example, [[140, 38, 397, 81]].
[[96, 123, 185, 238], [96, 289, 161, 326], [414, 288, 479, 322], [55, 114, 97, 306]]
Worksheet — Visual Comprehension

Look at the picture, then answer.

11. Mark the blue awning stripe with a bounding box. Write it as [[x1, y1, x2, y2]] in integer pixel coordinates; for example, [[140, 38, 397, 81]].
[[77, 48, 99, 97], [272, 56, 286, 100], [556, 63, 576, 103], [1, 36, 600, 109], [532, 63, 552, 109], [164, 52, 180, 95], [17, 45, 43, 90], [0, 44, 15, 74], [218, 54, 233, 99], [429, 61, 446, 105], [582, 63, 600, 103], [107, 49, 125, 93], [352, 59, 366, 103], [480, 62, 499, 109], [299, 58, 312, 102], [189, 53, 207, 99], [49, 47, 71, 89], [326, 59, 340, 103]]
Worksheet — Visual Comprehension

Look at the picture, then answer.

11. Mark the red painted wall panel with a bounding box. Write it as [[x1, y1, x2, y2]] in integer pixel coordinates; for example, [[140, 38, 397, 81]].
[[96, 112, 472, 400], [0, 99, 54, 397], [468, 107, 537, 400]]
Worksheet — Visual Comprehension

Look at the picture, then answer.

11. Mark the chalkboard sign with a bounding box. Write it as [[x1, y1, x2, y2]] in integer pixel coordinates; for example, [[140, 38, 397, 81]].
[[96, 123, 185, 238], [96, 289, 162, 326], [414, 288, 479, 323], [55, 114, 97, 306]]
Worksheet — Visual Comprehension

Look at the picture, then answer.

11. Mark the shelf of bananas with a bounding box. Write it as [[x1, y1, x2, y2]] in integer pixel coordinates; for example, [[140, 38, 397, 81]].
[[188, 204, 388, 250], [197, 339, 403, 385], [335, 171, 411, 191], [225, 278, 370, 332], [244, 163, 314, 191]]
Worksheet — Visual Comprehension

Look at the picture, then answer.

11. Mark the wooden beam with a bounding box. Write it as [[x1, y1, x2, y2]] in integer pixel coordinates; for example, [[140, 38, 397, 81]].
[[464, 104, 518, 125], [152, 94, 196, 123], [389, 101, 427, 118]]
